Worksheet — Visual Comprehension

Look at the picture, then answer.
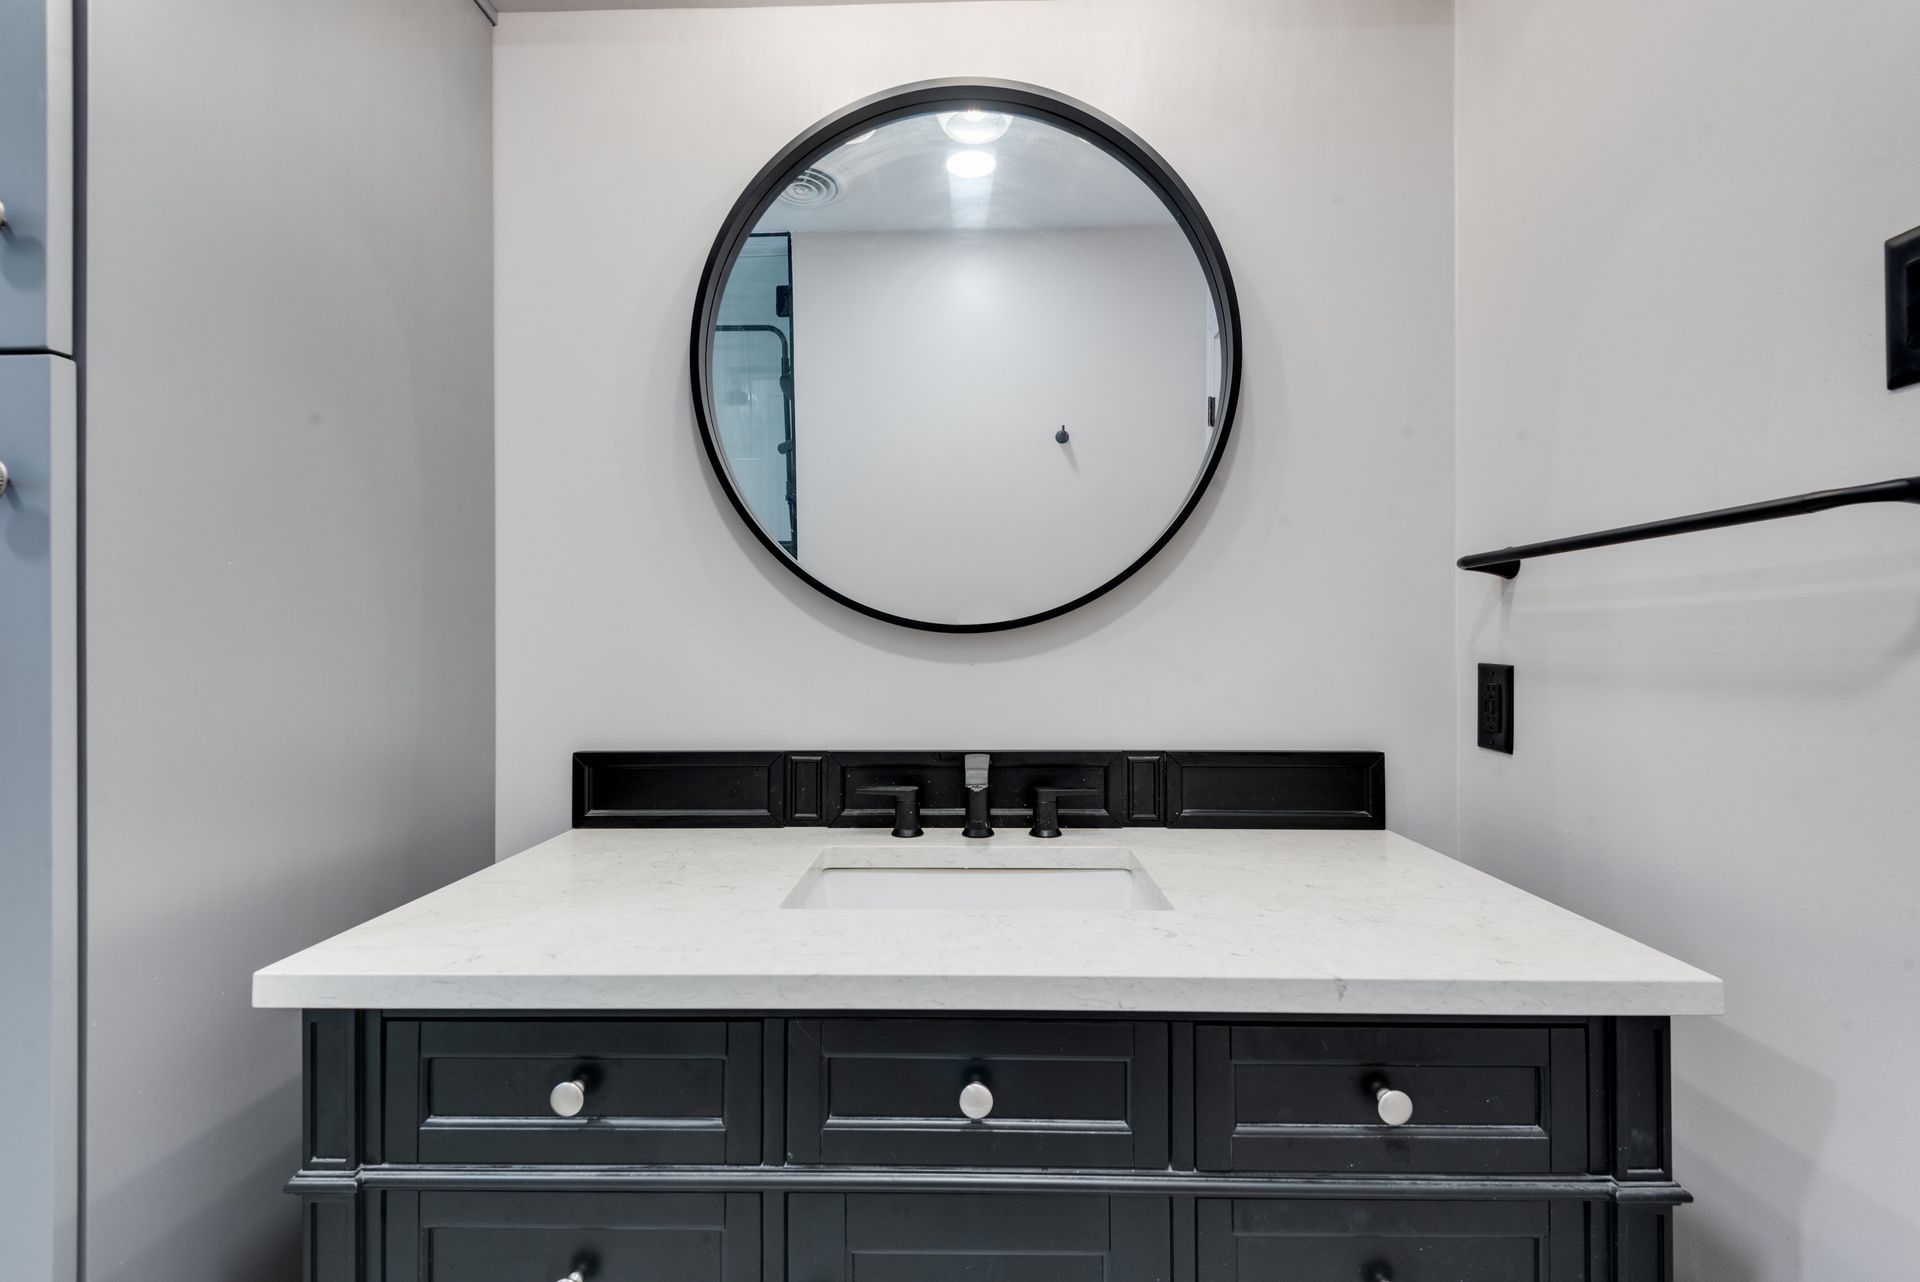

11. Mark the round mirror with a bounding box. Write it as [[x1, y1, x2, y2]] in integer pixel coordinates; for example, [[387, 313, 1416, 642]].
[[692, 80, 1240, 632]]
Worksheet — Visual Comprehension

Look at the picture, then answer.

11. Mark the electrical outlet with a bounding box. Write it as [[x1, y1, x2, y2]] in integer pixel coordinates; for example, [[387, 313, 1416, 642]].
[[1477, 663, 1514, 754], [1887, 223, 1920, 390]]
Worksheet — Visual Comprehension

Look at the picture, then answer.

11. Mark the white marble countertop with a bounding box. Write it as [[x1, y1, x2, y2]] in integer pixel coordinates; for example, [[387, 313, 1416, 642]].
[[251, 827, 1723, 1015]]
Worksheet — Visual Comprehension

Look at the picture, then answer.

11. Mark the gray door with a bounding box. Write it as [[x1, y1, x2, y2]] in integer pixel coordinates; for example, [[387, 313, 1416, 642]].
[[0, 352, 79, 1279], [0, 0, 73, 353], [3, 3, 77, 1274]]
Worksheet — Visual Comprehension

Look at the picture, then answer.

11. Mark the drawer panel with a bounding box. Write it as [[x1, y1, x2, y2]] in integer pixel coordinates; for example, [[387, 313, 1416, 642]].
[[791, 1192, 1170, 1282], [1198, 1198, 1588, 1281], [1196, 1023, 1588, 1174], [788, 1018, 1168, 1168], [383, 1191, 759, 1282], [385, 1019, 761, 1165]]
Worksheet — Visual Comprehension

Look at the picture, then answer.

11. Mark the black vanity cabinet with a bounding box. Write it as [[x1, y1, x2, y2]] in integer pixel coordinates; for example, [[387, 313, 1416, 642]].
[[295, 1013, 1685, 1282]]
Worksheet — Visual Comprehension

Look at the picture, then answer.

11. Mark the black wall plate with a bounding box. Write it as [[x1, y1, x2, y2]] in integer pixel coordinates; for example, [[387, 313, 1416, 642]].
[[1888, 223, 1920, 390], [1477, 664, 1515, 754]]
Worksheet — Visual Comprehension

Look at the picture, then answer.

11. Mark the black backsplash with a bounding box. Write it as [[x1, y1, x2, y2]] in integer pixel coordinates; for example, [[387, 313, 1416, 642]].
[[573, 750, 1384, 831]]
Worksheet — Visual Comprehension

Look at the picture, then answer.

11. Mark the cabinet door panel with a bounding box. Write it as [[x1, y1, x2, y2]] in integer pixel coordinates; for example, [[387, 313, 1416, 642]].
[[791, 1193, 1170, 1282], [1197, 1198, 1588, 1282], [1196, 1023, 1588, 1174], [789, 1018, 1168, 1168], [385, 1190, 759, 1282], [0, 355, 75, 1281], [0, 1, 72, 352], [386, 1018, 761, 1164]]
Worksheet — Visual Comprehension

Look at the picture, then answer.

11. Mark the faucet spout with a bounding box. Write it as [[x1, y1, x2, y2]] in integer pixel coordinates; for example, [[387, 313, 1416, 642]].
[[962, 753, 993, 838]]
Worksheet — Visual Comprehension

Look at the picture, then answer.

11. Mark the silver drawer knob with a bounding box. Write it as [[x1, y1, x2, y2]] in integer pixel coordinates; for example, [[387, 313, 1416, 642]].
[[959, 1079, 994, 1120], [549, 1078, 587, 1118], [0, 460, 10, 498], [1374, 1084, 1413, 1127], [556, 1273, 585, 1282]]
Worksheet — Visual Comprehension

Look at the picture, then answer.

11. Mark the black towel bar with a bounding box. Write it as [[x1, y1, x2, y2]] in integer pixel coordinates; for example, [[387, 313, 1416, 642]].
[[1458, 476, 1920, 578]]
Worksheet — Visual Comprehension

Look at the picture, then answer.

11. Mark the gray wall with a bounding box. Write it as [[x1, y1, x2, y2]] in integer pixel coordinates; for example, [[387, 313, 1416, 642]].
[[1455, 2, 1920, 1278], [492, 0, 1458, 858], [82, 1, 494, 1277]]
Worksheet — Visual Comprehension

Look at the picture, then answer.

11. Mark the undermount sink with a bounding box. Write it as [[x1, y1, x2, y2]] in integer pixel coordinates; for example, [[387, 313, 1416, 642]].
[[783, 846, 1171, 911]]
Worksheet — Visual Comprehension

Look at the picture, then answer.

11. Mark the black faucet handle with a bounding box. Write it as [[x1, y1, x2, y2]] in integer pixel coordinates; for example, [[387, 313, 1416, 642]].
[[1028, 786, 1102, 839], [855, 785, 923, 839]]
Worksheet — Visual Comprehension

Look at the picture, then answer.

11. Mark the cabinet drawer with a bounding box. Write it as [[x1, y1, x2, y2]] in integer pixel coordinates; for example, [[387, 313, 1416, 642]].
[[383, 1191, 760, 1282], [791, 1192, 1170, 1282], [787, 1018, 1168, 1168], [1198, 1198, 1587, 1281], [385, 1019, 761, 1165], [1196, 1023, 1588, 1174]]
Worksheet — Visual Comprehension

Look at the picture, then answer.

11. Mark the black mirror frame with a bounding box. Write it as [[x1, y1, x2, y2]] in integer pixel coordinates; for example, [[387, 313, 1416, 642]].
[[690, 78, 1243, 633]]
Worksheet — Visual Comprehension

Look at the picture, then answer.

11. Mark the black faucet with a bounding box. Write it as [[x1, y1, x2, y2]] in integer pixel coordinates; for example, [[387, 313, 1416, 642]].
[[856, 785, 923, 839], [962, 753, 993, 838], [1028, 786, 1100, 839]]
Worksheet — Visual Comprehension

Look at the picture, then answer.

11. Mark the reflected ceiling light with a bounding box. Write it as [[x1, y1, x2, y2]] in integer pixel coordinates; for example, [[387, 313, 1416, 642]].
[[945, 149, 997, 178], [938, 109, 1012, 144], [843, 129, 876, 144]]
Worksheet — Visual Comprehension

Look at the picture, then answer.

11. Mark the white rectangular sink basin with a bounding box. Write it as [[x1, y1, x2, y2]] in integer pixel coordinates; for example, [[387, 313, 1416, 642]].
[[783, 847, 1171, 911]]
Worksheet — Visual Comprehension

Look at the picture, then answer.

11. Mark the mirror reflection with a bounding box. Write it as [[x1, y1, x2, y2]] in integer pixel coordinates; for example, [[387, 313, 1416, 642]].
[[706, 100, 1231, 629]]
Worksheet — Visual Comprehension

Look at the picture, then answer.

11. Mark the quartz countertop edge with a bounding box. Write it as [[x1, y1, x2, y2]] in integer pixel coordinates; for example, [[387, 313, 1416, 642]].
[[252, 827, 1725, 1016]]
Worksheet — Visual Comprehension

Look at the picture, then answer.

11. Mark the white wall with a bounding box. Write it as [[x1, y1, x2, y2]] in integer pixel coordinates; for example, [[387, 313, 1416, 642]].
[[1455, 3, 1920, 1277], [791, 225, 1211, 626], [84, 1, 495, 1277], [495, 0, 1456, 856]]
